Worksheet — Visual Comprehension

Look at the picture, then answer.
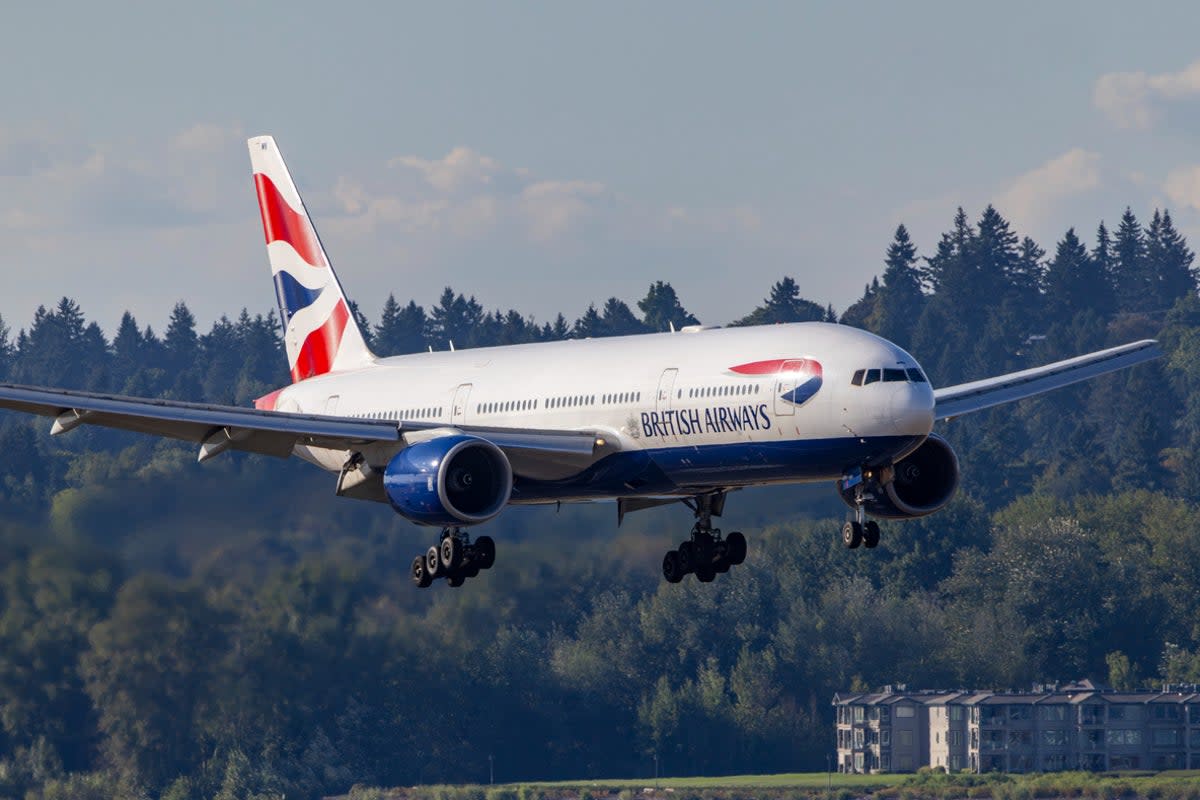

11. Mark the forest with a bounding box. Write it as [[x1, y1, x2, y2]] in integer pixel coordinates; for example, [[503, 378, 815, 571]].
[[2, 204, 1200, 800]]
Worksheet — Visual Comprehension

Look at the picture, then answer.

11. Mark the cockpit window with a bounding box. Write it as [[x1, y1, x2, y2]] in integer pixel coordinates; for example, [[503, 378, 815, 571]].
[[863, 369, 881, 385], [851, 369, 865, 386], [883, 368, 907, 382], [852, 366, 928, 386], [906, 368, 928, 383]]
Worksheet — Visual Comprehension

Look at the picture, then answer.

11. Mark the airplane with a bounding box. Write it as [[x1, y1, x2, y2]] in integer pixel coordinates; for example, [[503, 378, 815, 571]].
[[0, 136, 1162, 588]]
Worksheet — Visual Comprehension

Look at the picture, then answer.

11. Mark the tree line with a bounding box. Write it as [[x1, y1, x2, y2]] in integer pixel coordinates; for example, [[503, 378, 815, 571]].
[[1, 204, 1200, 799]]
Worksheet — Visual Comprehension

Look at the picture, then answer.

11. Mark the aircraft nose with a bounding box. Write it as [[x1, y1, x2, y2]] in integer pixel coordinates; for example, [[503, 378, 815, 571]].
[[890, 382, 935, 435]]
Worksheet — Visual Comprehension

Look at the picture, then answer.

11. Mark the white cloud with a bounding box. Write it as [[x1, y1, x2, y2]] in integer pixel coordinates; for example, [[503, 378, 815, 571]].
[[993, 148, 1102, 231], [1093, 60, 1200, 130], [1164, 165, 1200, 213]]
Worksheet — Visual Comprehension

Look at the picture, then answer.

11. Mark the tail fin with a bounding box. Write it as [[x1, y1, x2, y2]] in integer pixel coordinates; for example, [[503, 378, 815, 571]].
[[248, 135, 375, 382]]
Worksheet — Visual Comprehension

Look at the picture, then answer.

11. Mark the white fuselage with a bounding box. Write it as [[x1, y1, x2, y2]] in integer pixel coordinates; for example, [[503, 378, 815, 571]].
[[270, 322, 935, 502]]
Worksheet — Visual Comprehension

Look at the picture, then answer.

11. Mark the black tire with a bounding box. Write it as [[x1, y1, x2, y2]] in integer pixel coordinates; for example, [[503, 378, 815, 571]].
[[677, 541, 695, 575], [411, 555, 433, 588], [448, 574, 465, 588], [842, 521, 863, 549], [713, 556, 731, 574], [863, 520, 881, 549], [695, 566, 716, 583], [725, 531, 747, 565], [426, 545, 442, 576], [440, 537, 463, 570], [475, 535, 496, 569], [464, 563, 480, 579], [662, 550, 684, 583]]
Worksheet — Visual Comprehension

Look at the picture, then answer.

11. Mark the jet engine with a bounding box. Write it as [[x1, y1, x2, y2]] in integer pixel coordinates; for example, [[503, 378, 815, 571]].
[[384, 435, 513, 526], [839, 433, 959, 519]]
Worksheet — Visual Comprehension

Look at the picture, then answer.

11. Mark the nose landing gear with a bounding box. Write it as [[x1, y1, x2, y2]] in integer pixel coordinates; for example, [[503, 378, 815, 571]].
[[661, 492, 748, 584], [411, 528, 496, 588]]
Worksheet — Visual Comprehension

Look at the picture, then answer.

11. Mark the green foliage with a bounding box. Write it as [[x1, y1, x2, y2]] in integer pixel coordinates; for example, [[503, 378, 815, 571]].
[[1, 205, 1200, 798]]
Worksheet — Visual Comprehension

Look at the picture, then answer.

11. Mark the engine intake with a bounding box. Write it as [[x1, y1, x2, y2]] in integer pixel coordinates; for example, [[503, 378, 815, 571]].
[[384, 435, 513, 526], [839, 433, 960, 519]]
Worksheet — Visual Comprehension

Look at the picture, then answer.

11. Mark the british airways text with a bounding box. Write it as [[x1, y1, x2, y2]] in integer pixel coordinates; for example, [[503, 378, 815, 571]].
[[641, 404, 771, 438]]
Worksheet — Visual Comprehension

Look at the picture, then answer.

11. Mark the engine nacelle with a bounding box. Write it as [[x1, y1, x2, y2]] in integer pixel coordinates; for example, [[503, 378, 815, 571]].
[[839, 433, 960, 519], [384, 435, 513, 526]]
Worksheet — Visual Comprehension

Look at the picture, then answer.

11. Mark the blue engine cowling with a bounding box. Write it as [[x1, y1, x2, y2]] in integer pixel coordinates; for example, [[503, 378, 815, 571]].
[[838, 433, 960, 519], [384, 435, 513, 526]]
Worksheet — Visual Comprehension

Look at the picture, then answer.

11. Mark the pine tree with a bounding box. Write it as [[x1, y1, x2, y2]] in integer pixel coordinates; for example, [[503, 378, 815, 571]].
[[839, 280, 878, 331], [164, 302, 199, 370], [600, 298, 646, 336], [0, 312, 11, 381], [1113, 208, 1150, 312], [637, 282, 699, 332], [1145, 209, 1196, 311], [375, 295, 429, 356], [734, 277, 826, 325], [428, 288, 483, 349], [873, 224, 925, 348], [573, 304, 604, 338], [1044, 229, 1095, 321]]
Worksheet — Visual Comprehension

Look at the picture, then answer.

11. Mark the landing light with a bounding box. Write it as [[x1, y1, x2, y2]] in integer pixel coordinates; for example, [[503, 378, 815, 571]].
[[595, 437, 607, 447]]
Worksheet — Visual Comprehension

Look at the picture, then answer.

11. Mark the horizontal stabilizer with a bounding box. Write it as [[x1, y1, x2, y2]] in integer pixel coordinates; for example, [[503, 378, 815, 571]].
[[933, 339, 1161, 420]]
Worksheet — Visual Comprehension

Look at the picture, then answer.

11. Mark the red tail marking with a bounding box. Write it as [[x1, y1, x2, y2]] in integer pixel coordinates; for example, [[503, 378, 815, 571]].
[[254, 173, 328, 268], [291, 301, 350, 382]]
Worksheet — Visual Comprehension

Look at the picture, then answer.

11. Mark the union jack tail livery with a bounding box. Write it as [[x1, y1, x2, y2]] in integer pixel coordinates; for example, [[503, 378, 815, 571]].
[[249, 135, 375, 382]]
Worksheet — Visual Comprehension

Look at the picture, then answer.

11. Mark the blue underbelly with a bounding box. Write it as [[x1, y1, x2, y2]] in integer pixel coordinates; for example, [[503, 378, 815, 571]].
[[510, 435, 923, 503]]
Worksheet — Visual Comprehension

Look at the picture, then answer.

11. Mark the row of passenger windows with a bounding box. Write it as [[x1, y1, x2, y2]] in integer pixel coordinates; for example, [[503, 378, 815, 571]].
[[479, 399, 536, 414], [350, 407, 443, 421], [685, 383, 761, 399], [477, 391, 643, 414], [850, 367, 928, 386]]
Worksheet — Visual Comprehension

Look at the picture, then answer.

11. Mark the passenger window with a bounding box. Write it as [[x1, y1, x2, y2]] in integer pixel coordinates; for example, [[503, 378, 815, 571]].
[[851, 369, 865, 386], [906, 368, 928, 383], [883, 368, 906, 382], [864, 369, 881, 385]]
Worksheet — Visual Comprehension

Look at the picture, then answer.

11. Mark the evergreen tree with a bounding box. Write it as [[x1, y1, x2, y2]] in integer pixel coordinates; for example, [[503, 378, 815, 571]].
[[374, 295, 428, 356], [600, 298, 646, 336], [1113, 208, 1150, 312], [164, 302, 199, 370], [734, 277, 826, 325], [1145, 209, 1196, 311], [637, 282, 699, 332], [839, 280, 878, 331], [1044, 229, 1095, 321], [1092, 221, 1118, 317], [347, 301, 375, 351], [429, 288, 484, 349], [573, 304, 604, 338], [0, 312, 11, 381], [547, 313, 570, 340], [873, 224, 925, 348]]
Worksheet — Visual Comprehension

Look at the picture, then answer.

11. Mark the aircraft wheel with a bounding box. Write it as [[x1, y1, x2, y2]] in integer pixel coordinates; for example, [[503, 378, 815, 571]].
[[440, 536, 463, 570], [713, 555, 731, 574], [475, 535, 496, 569], [426, 545, 442, 577], [448, 574, 465, 588], [725, 531, 747, 565], [842, 521, 863, 549], [863, 520, 881, 549], [677, 541, 695, 575], [662, 550, 685, 583], [411, 555, 433, 588], [695, 565, 716, 583]]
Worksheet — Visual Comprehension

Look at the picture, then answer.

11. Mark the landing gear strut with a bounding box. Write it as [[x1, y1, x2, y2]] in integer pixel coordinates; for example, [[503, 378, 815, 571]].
[[842, 481, 881, 550], [411, 528, 496, 588], [661, 491, 747, 584]]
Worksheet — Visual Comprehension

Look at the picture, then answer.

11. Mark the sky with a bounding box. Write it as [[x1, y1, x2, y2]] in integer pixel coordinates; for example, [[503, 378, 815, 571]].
[[4, 1, 1200, 337]]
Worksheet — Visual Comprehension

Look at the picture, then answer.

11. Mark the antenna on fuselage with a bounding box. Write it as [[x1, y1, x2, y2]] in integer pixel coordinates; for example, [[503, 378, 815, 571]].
[[669, 321, 676, 333], [449, 340, 456, 352]]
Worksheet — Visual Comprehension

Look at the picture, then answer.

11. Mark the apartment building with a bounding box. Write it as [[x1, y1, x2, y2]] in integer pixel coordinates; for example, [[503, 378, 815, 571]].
[[834, 681, 1200, 773]]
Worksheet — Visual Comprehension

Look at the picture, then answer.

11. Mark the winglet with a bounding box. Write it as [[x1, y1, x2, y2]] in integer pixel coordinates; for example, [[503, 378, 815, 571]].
[[248, 135, 375, 382]]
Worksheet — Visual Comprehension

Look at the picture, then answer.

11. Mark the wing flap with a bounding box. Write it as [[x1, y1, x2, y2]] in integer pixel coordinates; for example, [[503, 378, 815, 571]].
[[933, 339, 1161, 420]]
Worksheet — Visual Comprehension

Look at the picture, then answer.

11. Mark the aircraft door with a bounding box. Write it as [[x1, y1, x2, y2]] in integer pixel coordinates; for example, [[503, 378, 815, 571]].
[[657, 368, 679, 441], [451, 383, 472, 425], [324, 395, 340, 415]]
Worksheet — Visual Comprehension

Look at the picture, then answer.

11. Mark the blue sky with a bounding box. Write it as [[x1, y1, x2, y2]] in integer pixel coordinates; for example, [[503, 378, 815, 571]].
[[4, 2, 1200, 335]]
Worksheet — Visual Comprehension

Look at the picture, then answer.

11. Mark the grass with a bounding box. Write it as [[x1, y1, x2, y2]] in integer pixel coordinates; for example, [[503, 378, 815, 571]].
[[341, 770, 1200, 800]]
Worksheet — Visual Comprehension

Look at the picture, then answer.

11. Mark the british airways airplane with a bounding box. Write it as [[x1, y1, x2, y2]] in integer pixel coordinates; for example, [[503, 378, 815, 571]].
[[0, 136, 1162, 588]]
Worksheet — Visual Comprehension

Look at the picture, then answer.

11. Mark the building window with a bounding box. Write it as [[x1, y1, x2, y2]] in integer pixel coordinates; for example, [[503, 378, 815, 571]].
[[950, 755, 963, 771], [1039, 705, 1066, 722], [1106, 729, 1142, 746], [1152, 728, 1181, 747], [880, 754, 890, 771], [895, 705, 915, 718], [950, 705, 964, 721], [950, 730, 963, 747], [1081, 705, 1103, 725], [879, 706, 890, 722], [853, 706, 865, 723], [1008, 705, 1031, 721], [1042, 729, 1068, 747], [899, 730, 913, 747], [881, 730, 890, 746]]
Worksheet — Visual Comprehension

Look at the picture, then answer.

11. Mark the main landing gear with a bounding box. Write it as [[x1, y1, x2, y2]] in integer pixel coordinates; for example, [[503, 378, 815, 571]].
[[842, 480, 881, 550], [661, 492, 747, 584], [411, 528, 496, 588]]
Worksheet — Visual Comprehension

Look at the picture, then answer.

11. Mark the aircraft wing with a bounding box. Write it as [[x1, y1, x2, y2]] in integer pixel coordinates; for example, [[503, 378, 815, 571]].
[[0, 383, 600, 462], [933, 339, 1161, 421]]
